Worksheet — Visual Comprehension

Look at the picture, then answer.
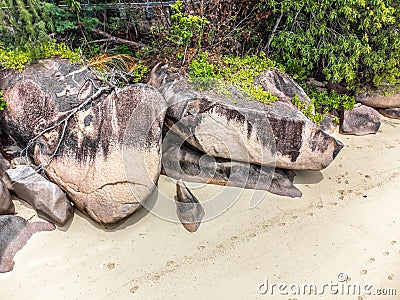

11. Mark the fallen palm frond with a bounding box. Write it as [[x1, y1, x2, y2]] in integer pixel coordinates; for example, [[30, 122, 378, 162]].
[[89, 53, 139, 73], [89, 54, 148, 85]]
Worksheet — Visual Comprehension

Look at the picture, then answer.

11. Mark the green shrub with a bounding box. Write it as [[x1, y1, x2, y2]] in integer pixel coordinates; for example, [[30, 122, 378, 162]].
[[292, 89, 356, 125], [0, 40, 81, 72], [167, 0, 209, 47], [268, 0, 400, 89], [189, 52, 283, 104], [0, 91, 6, 111]]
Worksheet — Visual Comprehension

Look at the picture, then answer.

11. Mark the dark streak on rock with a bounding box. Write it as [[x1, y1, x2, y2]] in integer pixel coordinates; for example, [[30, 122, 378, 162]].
[[268, 117, 303, 162]]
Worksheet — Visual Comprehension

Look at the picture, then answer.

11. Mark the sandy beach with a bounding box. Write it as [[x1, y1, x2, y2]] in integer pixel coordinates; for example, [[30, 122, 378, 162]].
[[0, 117, 399, 300]]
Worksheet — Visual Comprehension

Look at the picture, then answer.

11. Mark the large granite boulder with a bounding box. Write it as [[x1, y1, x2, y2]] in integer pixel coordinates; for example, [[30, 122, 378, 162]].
[[0, 59, 167, 225], [340, 104, 381, 136], [161, 140, 302, 198], [0, 215, 55, 273], [4, 165, 73, 226], [160, 80, 343, 171]]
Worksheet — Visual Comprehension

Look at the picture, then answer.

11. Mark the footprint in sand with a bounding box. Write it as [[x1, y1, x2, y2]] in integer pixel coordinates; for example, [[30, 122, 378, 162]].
[[368, 257, 375, 263], [388, 274, 394, 280], [391, 240, 396, 245], [166, 261, 175, 267], [360, 270, 368, 275], [130, 286, 139, 293], [383, 251, 390, 256]]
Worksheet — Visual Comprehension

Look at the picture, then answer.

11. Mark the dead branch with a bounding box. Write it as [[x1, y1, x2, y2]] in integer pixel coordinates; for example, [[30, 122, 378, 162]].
[[22, 85, 113, 170], [91, 27, 148, 49], [264, 13, 283, 53]]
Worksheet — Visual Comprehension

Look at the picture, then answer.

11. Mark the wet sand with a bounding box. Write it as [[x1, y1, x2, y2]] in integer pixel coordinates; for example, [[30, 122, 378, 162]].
[[0, 118, 399, 300]]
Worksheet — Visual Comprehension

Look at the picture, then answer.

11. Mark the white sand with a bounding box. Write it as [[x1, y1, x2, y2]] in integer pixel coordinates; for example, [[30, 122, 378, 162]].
[[1, 118, 399, 300]]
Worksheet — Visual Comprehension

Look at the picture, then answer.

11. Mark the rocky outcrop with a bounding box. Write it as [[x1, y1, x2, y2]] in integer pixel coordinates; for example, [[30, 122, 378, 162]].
[[0, 215, 55, 273], [160, 80, 343, 171], [0, 59, 167, 225], [161, 140, 302, 198], [255, 69, 311, 106], [4, 165, 73, 226], [340, 104, 381, 136], [356, 90, 400, 108], [175, 179, 205, 233], [378, 107, 400, 119], [0, 154, 13, 215]]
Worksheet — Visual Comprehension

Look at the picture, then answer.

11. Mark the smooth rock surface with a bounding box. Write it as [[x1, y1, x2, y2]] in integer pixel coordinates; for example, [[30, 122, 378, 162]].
[[255, 69, 311, 105], [0, 153, 10, 175], [319, 114, 339, 135], [160, 80, 343, 170], [356, 89, 400, 108], [5, 165, 73, 226], [161, 141, 302, 198], [0, 215, 55, 273], [0, 154, 14, 215], [0, 59, 167, 225], [0, 178, 13, 215], [175, 179, 205, 233], [340, 104, 381, 136], [378, 107, 400, 120]]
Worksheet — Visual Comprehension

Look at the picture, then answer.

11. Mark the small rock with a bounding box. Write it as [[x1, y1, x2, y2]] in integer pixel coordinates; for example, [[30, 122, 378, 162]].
[[255, 69, 311, 106], [378, 107, 400, 119], [4, 165, 73, 226], [175, 179, 205, 233], [0, 178, 14, 215], [340, 104, 381, 135], [0, 154, 10, 175], [319, 114, 339, 134], [0, 215, 55, 273]]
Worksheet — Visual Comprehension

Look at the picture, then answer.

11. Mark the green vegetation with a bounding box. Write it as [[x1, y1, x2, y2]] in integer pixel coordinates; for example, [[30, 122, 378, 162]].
[[0, 40, 80, 72], [164, 0, 209, 48], [0, 0, 399, 123], [189, 52, 283, 104], [89, 54, 148, 87], [0, 91, 6, 110], [268, 0, 400, 90]]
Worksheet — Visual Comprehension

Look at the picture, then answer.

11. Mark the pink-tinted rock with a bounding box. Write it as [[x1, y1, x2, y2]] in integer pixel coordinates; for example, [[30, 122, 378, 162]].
[[0, 59, 167, 225], [0, 154, 13, 215], [0, 215, 55, 273], [319, 114, 339, 135], [378, 107, 400, 120], [356, 89, 400, 108], [0, 178, 13, 215], [161, 80, 343, 171], [175, 179, 205, 233], [340, 104, 381, 136], [162, 141, 302, 198], [255, 69, 311, 106], [5, 165, 73, 226]]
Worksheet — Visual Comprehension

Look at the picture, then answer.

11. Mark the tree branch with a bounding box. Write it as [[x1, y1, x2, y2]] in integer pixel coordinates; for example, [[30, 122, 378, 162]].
[[264, 13, 283, 53], [91, 27, 148, 48]]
